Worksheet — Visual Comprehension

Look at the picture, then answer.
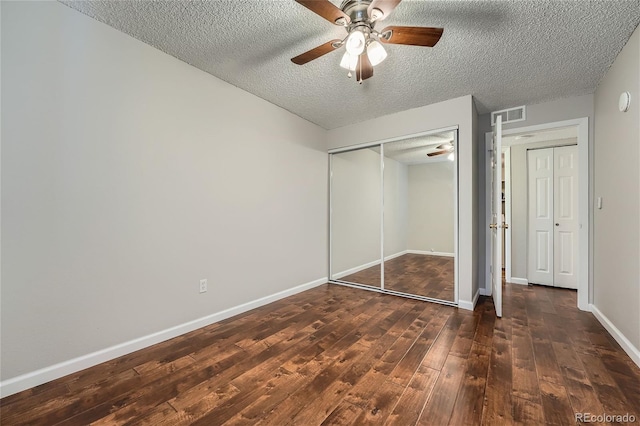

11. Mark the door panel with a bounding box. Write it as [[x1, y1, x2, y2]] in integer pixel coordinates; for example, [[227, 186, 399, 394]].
[[553, 145, 578, 288], [535, 231, 551, 272], [330, 148, 382, 288], [528, 148, 554, 286], [382, 131, 457, 302], [557, 231, 574, 274], [491, 116, 503, 317], [536, 177, 551, 218]]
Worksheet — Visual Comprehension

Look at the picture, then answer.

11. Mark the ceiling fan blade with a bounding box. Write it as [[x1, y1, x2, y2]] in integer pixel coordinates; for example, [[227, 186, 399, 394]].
[[291, 39, 341, 65], [380, 26, 444, 47], [356, 53, 374, 82], [436, 143, 454, 150], [368, 0, 402, 21], [295, 0, 350, 26], [427, 149, 450, 157]]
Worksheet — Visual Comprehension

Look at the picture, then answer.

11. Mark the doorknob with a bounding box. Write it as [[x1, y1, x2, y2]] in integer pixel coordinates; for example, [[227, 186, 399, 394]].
[[503, 223, 509, 229], [489, 223, 497, 229], [555, 223, 559, 226]]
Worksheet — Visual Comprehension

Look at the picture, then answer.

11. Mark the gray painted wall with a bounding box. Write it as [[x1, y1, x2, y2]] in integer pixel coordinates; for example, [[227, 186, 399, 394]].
[[593, 25, 640, 350], [1, 2, 328, 381]]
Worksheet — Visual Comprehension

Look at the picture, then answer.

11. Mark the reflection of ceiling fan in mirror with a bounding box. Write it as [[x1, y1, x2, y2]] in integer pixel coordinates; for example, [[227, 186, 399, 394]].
[[427, 142, 454, 157], [292, 0, 444, 83]]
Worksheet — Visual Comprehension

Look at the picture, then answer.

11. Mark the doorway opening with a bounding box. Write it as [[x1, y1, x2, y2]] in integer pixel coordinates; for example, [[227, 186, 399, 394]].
[[485, 118, 590, 311]]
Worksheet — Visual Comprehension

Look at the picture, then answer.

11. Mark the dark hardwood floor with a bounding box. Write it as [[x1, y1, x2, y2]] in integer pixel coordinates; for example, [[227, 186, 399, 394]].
[[339, 254, 455, 301], [1, 283, 639, 425]]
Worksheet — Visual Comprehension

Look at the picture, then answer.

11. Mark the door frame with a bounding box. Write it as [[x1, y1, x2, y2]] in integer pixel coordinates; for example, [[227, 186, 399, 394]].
[[484, 117, 589, 311]]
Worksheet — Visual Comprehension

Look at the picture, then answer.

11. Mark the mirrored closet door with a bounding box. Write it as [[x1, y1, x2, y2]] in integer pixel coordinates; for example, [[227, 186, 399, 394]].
[[329, 128, 458, 305], [383, 131, 457, 303], [330, 147, 382, 289]]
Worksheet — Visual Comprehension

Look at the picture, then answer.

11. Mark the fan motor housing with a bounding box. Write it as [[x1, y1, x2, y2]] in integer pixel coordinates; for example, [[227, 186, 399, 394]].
[[340, 0, 373, 24]]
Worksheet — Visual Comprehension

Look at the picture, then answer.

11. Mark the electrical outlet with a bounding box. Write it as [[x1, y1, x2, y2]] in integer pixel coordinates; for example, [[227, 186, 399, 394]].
[[199, 279, 207, 293]]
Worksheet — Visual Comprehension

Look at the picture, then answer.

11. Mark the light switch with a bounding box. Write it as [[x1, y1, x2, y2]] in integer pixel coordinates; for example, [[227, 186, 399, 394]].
[[597, 197, 603, 209]]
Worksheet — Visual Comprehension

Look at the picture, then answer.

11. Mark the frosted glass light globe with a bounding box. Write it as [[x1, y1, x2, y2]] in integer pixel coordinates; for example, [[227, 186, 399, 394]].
[[346, 30, 366, 56]]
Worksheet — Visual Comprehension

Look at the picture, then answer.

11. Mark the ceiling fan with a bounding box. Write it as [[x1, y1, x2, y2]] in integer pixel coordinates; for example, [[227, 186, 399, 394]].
[[291, 0, 444, 83], [427, 142, 454, 157]]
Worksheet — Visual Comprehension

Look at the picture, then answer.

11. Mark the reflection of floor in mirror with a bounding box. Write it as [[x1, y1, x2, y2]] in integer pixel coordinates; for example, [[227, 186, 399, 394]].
[[340, 253, 454, 301]]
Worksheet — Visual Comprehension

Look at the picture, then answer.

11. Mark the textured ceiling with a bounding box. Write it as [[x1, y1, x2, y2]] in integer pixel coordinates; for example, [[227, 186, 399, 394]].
[[61, 0, 640, 130], [384, 131, 454, 164]]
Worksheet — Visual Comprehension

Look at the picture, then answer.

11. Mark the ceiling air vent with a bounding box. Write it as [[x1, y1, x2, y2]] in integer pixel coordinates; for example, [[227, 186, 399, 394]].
[[491, 106, 526, 126]]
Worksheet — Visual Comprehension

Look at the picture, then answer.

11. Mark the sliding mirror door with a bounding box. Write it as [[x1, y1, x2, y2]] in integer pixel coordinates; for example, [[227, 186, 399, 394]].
[[330, 147, 382, 288], [383, 131, 457, 303]]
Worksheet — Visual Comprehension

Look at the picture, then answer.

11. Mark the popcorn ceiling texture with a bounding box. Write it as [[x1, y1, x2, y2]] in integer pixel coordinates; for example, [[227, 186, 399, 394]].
[[61, 0, 640, 130]]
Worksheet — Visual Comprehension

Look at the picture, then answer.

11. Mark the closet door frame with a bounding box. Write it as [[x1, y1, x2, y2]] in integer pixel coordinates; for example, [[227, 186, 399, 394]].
[[328, 126, 459, 307]]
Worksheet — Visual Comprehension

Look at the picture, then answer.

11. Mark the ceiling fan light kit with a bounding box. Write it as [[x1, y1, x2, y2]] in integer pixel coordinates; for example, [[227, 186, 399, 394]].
[[345, 28, 366, 55], [367, 40, 387, 66], [292, 0, 443, 83], [340, 52, 359, 71]]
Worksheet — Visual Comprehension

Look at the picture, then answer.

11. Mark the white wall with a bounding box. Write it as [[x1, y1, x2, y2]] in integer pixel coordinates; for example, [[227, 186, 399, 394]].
[[509, 138, 578, 280], [383, 156, 409, 258], [327, 95, 476, 307], [1, 1, 328, 388], [407, 162, 455, 254], [331, 148, 382, 275], [593, 25, 640, 356]]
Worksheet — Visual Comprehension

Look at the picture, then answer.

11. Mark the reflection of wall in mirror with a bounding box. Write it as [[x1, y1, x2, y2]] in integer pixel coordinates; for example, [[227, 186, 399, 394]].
[[408, 162, 455, 255], [331, 150, 455, 278], [331, 149, 382, 275], [383, 157, 409, 258]]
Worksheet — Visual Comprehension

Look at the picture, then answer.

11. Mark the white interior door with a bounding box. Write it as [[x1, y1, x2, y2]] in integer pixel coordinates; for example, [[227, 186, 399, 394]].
[[491, 117, 503, 317], [527, 148, 554, 286], [553, 145, 579, 289], [527, 145, 579, 289]]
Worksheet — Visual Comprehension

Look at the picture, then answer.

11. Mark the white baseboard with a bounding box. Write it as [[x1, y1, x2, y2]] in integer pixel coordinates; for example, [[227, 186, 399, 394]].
[[333, 251, 407, 279], [509, 277, 529, 285], [0, 277, 328, 398], [590, 304, 640, 368], [385, 250, 408, 261], [458, 289, 479, 311], [333, 260, 380, 279], [458, 299, 474, 311], [406, 250, 455, 257]]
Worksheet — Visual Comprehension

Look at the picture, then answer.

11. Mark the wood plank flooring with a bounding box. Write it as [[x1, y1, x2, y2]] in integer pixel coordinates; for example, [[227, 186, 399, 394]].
[[339, 254, 455, 301], [2, 283, 639, 425]]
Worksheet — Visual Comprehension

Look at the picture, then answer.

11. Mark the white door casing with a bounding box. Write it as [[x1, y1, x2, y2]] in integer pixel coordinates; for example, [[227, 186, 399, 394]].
[[527, 145, 579, 289], [491, 116, 503, 317], [553, 145, 579, 289], [527, 148, 554, 286]]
